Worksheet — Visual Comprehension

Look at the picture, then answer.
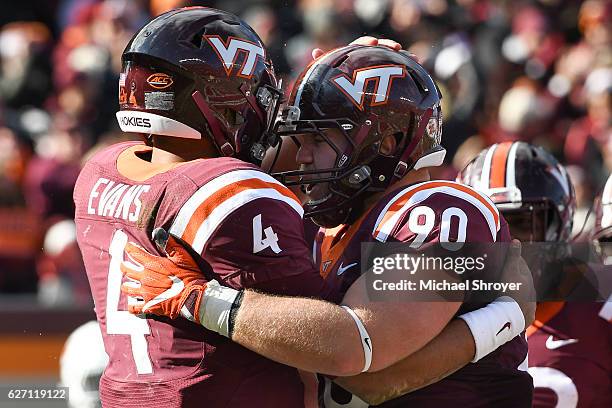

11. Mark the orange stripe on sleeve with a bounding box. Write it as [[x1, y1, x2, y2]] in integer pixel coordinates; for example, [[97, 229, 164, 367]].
[[181, 178, 300, 245]]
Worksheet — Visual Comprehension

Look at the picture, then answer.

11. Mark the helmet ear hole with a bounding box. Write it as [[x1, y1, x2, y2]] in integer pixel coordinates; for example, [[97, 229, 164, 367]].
[[378, 134, 399, 156], [221, 108, 245, 127]]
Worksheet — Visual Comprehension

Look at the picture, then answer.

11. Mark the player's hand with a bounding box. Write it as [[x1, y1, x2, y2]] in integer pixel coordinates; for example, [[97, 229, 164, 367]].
[[349, 36, 402, 50], [500, 240, 536, 326], [311, 37, 416, 60], [120, 228, 210, 320]]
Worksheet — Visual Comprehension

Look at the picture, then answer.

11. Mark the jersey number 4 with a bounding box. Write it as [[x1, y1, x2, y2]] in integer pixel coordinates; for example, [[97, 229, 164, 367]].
[[253, 214, 282, 254], [106, 229, 153, 374]]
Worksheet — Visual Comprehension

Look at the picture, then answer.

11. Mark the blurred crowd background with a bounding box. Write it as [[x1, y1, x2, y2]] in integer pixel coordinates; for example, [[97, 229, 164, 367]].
[[0, 0, 609, 308]]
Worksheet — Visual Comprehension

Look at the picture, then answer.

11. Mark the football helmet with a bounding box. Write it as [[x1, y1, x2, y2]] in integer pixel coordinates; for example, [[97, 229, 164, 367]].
[[458, 141, 575, 242], [272, 45, 444, 227], [60, 321, 108, 408], [116, 7, 281, 165]]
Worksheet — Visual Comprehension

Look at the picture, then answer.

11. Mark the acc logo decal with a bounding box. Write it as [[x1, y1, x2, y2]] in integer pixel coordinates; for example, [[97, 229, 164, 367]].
[[147, 73, 174, 89], [332, 64, 405, 110], [205, 35, 265, 78]]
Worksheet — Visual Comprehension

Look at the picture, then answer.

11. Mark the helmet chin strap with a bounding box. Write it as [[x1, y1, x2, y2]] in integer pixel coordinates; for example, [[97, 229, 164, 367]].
[[393, 108, 433, 180], [192, 90, 234, 156]]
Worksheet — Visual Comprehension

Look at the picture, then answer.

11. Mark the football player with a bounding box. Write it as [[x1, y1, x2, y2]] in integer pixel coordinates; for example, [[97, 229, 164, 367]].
[[75, 7, 528, 408], [458, 142, 612, 407], [75, 7, 328, 407], [121, 45, 535, 406]]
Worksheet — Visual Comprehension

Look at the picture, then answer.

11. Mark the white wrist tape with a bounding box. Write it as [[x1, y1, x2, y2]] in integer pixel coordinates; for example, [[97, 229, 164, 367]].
[[198, 280, 240, 337], [458, 296, 525, 363], [341, 306, 372, 372]]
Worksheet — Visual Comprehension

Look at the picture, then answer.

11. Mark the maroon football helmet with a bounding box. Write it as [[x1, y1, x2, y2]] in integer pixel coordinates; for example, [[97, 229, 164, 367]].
[[272, 45, 444, 227], [457, 141, 575, 242], [116, 7, 281, 165]]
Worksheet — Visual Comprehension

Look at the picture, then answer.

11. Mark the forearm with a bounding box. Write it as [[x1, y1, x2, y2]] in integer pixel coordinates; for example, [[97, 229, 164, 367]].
[[231, 290, 367, 376], [230, 290, 460, 376], [334, 294, 528, 404], [334, 319, 475, 405]]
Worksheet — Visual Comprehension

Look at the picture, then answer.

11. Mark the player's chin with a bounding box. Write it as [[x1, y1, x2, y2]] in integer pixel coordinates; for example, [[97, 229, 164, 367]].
[[304, 183, 332, 206]]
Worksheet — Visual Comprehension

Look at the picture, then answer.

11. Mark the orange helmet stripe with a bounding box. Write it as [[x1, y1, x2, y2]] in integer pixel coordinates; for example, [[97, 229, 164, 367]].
[[489, 142, 513, 189]]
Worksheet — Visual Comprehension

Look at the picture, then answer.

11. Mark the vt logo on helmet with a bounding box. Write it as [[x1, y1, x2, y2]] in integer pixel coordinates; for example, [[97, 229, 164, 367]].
[[272, 45, 445, 228], [116, 7, 282, 165], [205, 36, 266, 78], [332, 64, 405, 110]]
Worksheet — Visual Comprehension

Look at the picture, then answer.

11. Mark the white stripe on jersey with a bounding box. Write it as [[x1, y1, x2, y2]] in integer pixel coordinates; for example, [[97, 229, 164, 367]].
[[372, 181, 500, 243], [189, 187, 302, 254], [169, 169, 302, 253]]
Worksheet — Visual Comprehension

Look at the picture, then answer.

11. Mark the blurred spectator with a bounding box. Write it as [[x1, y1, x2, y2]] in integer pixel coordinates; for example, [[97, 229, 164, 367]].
[[0, 125, 38, 293], [150, 0, 190, 17], [452, 135, 486, 172], [23, 117, 84, 220], [38, 218, 89, 307], [0, 22, 53, 109]]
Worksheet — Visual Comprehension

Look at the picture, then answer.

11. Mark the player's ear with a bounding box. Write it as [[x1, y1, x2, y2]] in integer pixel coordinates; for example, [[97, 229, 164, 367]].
[[379, 134, 397, 156]]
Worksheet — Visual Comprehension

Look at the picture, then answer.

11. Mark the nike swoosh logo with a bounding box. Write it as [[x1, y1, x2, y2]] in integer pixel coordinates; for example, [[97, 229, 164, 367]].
[[496, 321, 511, 336], [142, 275, 184, 312], [337, 262, 358, 276], [364, 337, 371, 351], [545, 335, 578, 350]]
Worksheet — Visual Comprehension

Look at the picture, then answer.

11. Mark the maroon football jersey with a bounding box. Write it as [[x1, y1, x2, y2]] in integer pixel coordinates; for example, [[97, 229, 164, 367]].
[[316, 180, 532, 407], [527, 300, 612, 407], [74, 142, 331, 408]]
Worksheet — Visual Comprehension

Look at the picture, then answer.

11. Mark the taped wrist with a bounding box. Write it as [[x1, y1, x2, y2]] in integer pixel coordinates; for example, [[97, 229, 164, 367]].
[[197, 280, 241, 337], [458, 296, 525, 363]]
